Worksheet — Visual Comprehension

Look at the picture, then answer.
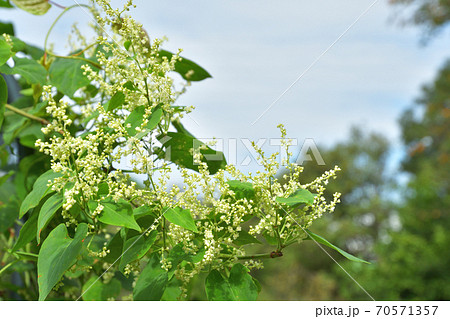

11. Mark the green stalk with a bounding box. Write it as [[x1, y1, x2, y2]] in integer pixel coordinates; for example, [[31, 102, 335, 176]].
[[50, 54, 102, 70], [13, 251, 38, 261], [5, 104, 50, 126], [44, 4, 92, 54], [220, 252, 283, 260], [0, 260, 18, 276]]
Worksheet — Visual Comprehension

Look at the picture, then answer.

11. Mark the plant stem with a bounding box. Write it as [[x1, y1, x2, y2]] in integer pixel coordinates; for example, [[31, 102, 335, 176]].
[[0, 260, 18, 276], [220, 252, 283, 260], [44, 4, 92, 54], [12, 251, 38, 261], [5, 104, 50, 126], [162, 216, 167, 256], [48, 1, 66, 10], [50, 54, 102, 70]]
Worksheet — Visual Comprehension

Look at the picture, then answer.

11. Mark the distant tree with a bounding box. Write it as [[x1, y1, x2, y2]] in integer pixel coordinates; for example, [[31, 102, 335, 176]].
[[336, 60, 450, 300], [390, 0, 450, 37]]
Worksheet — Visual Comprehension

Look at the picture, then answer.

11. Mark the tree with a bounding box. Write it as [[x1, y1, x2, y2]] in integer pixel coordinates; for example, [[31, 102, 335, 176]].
[[390, 0, 450, 37], [335, 60, 450, 300]]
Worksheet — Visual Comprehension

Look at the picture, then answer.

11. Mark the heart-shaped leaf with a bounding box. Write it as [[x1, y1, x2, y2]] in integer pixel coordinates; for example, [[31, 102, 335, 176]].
[[226, 180, 255, 200], [38, 223, 88, 301], [205, 263, 258, 301], [81, 277, 121, 301], [0, 37, 11, 66], [133, 252, 168, 301], [20, 170, 62, 218], [158, 131, 227, 175], [10, 0, 51, 15], [104, 91, 125, 112], [49, 56, 96, 97], [276, 188, 316, 207], [159, 49, 212, 82], [96, 197, 141, 232], [119, 231, 157, 271], [0, 57, 47, 85], [125, 105, 162, 137], [37, 193, 63, 244], [163, 207, 198, 232]]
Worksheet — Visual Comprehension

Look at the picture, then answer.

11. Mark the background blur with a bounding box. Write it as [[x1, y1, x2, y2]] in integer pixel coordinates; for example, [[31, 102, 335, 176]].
[[1, 0, 449, 300]]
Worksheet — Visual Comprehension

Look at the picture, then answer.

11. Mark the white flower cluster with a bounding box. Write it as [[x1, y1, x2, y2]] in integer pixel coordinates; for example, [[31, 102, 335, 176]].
[[33, 0, 342, 298]]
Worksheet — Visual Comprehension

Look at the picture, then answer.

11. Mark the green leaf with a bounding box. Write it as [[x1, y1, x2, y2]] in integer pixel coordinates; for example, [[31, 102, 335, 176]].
[[166, 243, 191, 279], [23, 43, 45, 60], [103, 231, 124, 264], [228, 263, 259, 300], [0, 37, 11, 66], [125, 105, 162, 137], [19, 87, 33, 96], [123, 80, 135, 91], [19, 124, 44, 148], [37, 223, 88, 301], [159, 49, 212, 82], [124, 105, 145, 136], [276, 188, 316, 207], [81, 277, 121, 301], [133, 252, 168, 301], [0, 204, 18, 233], [97, 197, 141, 232], [0, 170, 14, 187], [12, 210, 38, 252], [1, 112, 27, 144], [49, 57, 93, 97], [262, 231, 278, 246], [119, 231, 157, 272], [135, 107, 163, 139], [0, 1, 14, 8], [124, 40, 131, 51], [36, 193, 63, 244], [104, 91, 125, 112], [161, 282, 183, 301], [252, 276, 262, 293], [0, 75, 6, 130], [133, 204, 155, 219], [205, 263, 258, 301], [171, 117, 194, 137], [233, 230, 261, 246], [226, 180, 255, 200], [205, 270, 234, 301], [20, 170, 62, 218], [10, 0, 51, 15], [0, 57, 47, 85], [164, 207, 198, 232], [9, 36, 26, 53], [0, 22, 14, 36], [159, 131, 227, 174], [304, 230, 370, 264]]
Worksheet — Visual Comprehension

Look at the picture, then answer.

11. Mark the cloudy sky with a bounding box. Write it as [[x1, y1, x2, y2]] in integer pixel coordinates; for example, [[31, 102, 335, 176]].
[[4, 0, 449, 172]]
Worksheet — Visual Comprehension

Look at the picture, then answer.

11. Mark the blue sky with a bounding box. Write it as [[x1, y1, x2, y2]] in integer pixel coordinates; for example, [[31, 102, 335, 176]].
[[3, 0, 449, 172]]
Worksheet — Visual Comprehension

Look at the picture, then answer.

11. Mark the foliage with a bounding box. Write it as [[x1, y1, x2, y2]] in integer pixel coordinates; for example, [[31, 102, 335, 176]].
[[390, 0, 450, 37], [336, 59, 450, 301], [0, 0, 362, 300], [254, 56, 450, 301]]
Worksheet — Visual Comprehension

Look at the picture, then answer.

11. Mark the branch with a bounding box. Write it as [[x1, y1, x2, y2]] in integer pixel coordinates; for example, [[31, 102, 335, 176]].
[[220, 251, 284, 260], [5, 104, 50, 126]]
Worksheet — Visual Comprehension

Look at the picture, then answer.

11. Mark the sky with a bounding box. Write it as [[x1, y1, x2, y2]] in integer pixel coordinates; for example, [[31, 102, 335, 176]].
[[2, 0, 449, 173]]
